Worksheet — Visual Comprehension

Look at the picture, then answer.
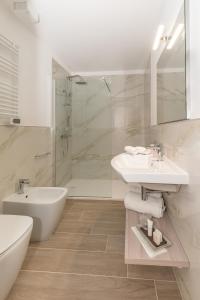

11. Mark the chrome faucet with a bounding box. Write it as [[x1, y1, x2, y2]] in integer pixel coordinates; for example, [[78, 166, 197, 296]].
[[17, 179, 30, 194], [149, 143, 163, 161]]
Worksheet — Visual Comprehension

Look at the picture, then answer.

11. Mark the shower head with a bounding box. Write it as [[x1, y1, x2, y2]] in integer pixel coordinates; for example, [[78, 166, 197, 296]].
[[68, 74, 87, 85]]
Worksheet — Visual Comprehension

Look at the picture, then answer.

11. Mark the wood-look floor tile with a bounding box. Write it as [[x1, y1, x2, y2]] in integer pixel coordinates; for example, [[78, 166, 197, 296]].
[[106, 235, 125, 253], [56, 221, 93, 233], [8, 271, 157, 300], [23, 248, 127, 277], [61, 210, 83, 221], [65, 200, 124, 213], [6, 199, 180, 300], [31, 232, 107, 251], [155, 281, 182, 300], [128, 265, 175, 281], [80, 209, 125, 223], [65, 199, 124, 208], [91, 221, 125, 235]]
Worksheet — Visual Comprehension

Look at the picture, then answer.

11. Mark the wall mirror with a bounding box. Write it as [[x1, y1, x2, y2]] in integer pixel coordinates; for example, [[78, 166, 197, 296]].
[[157, 4, 186, 124]]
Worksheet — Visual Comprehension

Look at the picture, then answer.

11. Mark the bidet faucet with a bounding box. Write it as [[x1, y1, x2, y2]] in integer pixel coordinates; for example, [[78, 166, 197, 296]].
[[17, 179, 30, 194]]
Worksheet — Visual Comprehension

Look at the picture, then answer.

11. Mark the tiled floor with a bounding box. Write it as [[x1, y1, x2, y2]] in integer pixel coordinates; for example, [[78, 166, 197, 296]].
[[7, 199, 182, 300]]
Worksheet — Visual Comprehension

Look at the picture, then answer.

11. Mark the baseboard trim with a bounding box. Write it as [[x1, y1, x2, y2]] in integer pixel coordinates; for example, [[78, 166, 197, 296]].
[[66, 196, 123, 201]]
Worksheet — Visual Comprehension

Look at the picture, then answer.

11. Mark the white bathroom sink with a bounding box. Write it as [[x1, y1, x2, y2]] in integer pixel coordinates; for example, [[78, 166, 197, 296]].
[[111, 153, 189, 185]]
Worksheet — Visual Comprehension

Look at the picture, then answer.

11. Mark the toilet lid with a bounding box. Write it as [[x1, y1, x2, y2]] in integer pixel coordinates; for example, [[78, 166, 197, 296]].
[[0, 215, 33, 255]]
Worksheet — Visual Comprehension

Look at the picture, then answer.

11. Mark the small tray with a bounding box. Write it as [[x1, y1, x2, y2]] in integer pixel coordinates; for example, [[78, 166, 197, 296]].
[[137, 225, 172, 251]]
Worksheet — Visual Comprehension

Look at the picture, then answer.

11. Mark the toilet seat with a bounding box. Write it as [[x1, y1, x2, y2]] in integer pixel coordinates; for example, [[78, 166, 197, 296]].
[[0, 215, 33, 256]]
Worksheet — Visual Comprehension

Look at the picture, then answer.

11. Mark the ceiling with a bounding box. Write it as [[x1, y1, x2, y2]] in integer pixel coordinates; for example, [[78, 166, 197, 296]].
[[10, 0, 165, 73]]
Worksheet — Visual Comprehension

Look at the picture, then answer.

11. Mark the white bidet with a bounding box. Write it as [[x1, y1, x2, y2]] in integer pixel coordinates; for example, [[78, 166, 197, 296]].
[[3, 187, 67, 242]]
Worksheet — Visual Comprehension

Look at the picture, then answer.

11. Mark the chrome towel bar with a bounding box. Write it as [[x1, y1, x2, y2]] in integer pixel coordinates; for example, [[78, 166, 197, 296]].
[[34, 152, 51, 159]]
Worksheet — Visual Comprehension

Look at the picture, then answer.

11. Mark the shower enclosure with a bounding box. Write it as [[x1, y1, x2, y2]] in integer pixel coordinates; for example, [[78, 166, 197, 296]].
[[54, 74, 113, 198], [54, 64, 145, 199]]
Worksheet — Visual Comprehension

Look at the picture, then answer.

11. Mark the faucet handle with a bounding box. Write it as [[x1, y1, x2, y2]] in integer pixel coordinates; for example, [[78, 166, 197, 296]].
[[150, 143, 160, 149], [19, 178, 30, 184], [16, 179, 30, 194]]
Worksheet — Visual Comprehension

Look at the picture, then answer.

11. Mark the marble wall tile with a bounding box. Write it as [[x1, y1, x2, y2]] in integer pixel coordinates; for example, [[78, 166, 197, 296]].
[[145, 119, 200, 300], [0, 126, 53, 211], [71, 74, 146, 186], [143, 53, 200, 298]]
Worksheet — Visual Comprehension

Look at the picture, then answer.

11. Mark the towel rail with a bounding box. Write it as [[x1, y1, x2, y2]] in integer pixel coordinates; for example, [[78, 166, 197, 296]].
[[0, 111, 18, 117], [0, 99, 17, 105], [0, 63, 18, 76], [0, 66, 18, 78], [0, 81, 18, 90], [0, 57, 18, 71], [0, 34, 19, 119], [0, 34, 19, 54], [0, 102, 17, 109], [0, 56, 18, 67], [0, 90, 18, 98], [0, 107, 18, 113], [0, 85, 18, 93], [0, 92, 18, 100], [0, 60, 18, 72], [34, 152, 51, 159], [0, 92, 18, 103]]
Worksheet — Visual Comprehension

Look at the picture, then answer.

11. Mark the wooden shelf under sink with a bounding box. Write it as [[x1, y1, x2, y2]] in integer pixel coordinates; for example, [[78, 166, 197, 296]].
[[125, 209, 189, 268]]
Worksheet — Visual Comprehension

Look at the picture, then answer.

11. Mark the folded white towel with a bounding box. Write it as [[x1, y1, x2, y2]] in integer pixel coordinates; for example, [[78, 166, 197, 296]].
[[131, 226, 167, 258], [124, 146, 151, 155], [124, 191, 165, 219]]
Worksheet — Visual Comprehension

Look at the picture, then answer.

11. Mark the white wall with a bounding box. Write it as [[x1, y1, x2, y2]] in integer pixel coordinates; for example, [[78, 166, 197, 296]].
[[0, 3, 65, 127]]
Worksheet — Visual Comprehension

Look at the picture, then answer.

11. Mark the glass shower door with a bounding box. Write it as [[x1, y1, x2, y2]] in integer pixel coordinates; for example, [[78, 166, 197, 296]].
[[69, 76, 113, 198], [54, 78, 72, 187]]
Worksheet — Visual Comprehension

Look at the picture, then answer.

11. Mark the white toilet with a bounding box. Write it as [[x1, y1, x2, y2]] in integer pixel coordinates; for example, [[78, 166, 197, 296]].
[[0, 215, 33, 300], [3, 187, 68, 242]]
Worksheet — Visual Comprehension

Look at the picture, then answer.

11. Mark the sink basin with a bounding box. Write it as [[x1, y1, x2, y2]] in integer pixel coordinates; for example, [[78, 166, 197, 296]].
[[111, 153, 189, 185], [111, 153, 151, 170]]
